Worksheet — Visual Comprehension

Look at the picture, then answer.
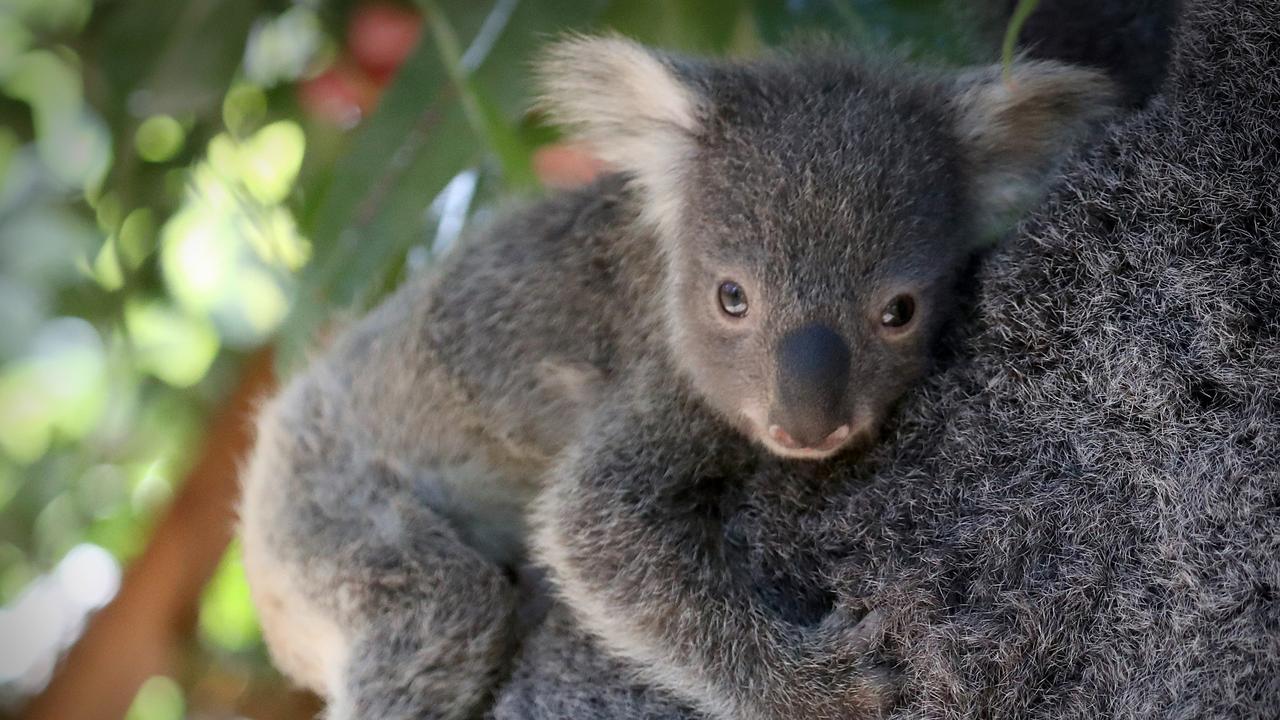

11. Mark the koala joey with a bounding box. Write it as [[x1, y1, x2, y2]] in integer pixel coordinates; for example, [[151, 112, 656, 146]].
[[239, 36, 1116, 720]]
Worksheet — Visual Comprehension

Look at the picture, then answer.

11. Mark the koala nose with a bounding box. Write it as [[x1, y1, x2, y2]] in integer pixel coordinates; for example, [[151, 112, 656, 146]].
[[772, 323, 851, 448]]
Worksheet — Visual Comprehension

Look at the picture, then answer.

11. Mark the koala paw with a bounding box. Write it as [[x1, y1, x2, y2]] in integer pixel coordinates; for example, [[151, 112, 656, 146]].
[[803, 607, 901, 717]]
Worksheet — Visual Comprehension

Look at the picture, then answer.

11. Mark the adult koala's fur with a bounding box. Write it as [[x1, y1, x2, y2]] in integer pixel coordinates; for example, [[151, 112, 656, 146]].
[[495, 1, 1280, 718]]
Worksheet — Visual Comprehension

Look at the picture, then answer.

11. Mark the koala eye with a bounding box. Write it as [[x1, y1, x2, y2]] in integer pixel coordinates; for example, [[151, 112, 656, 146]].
[[718, 281, 749, 318], [880, 294, 916, 329]]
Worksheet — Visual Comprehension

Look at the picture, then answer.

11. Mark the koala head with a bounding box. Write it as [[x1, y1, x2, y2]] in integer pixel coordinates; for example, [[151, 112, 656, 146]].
[[540, 36, 1116, 460]]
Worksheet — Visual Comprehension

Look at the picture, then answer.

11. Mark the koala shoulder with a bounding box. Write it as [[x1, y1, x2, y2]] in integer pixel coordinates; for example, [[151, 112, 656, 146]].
[[425, 175, 662, 359]]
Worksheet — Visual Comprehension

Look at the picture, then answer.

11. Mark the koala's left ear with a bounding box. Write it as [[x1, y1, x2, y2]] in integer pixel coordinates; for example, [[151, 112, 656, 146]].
[[537, 35, 704, 236], [953, 60, 1119, 238]]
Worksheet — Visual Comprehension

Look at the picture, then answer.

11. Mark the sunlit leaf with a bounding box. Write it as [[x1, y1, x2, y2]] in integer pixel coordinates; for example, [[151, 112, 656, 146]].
[[241, 120, 306, 205], [243, 5, 326, 88], [0, 318, 107, 464], [5, 0, 92, 34], [160, 157, 307, 346], [200, 135, 232, 184], [124, 301, 220, 388], [74, 465, 127, 521], [134, 115, 185, 163], [0, 381, 52, 464], [259, 207, 310, 271], [116, 208, 156, 269], [0, 15, 33, 73], [83, 505, 145, 562], [3, 50, 113, 191], [32, 493, 80, 565], [3, 50, 79, 117], [238, 268, 291, 335], [125, 676, 184, 720], [199, 544, 261, 653], [90, 190, 123, 235], [129, 459, 174, 517], [160, 203, 237, 312], [0, 543, 32, 605], [91, 236, 124, 291], [222, 83, 268, 137]]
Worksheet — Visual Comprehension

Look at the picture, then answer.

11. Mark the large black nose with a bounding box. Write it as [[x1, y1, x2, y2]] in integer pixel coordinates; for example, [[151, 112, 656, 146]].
[[773, 323, 851, 447]]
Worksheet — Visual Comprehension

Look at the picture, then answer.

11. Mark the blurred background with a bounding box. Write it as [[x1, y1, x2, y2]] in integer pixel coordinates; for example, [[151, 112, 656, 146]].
[[0, 0, 993, 717]]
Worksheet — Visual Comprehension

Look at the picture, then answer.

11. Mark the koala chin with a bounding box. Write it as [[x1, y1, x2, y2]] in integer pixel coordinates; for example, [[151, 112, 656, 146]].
[[239, 33, 1117, 720]]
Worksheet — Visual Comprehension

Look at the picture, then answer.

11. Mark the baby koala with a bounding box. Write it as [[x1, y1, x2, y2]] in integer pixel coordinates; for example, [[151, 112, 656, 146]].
[[239, 36, 1116, 720]]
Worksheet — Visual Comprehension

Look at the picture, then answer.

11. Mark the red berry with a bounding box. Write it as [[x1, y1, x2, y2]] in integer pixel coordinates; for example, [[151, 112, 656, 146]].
[[348, 2, 422, 84], [298, 61, 380, 128]]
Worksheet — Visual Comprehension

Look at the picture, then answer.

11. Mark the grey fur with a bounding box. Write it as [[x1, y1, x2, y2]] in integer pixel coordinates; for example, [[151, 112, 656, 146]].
[[502, 1, 1280, 718], [239, 38, 1117, 720]]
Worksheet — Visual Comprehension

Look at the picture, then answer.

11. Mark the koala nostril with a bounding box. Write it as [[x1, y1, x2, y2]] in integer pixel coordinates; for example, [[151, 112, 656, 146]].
[[767, 423, 850, 452], [808, 424, 851, 452], [768, 425, 801, 449], [824, 425, 850, 446]]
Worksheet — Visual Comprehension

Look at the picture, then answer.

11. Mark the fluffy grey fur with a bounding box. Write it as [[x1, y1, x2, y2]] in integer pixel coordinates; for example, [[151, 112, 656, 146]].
[[502, 1, 1280, 718], [239, 36, 1115, 720]]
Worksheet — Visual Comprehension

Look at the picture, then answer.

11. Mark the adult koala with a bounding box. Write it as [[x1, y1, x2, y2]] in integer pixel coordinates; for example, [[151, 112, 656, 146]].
[[496, 1, 1280, 718]]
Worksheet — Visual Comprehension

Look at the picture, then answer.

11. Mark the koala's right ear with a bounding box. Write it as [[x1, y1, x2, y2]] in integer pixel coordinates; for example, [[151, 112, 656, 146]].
[[952, 60, 1119, 239], [537, 35, 705, 236]]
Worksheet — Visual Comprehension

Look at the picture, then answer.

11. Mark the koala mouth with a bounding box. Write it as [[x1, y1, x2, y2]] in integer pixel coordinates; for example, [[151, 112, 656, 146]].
[[741, 415, 876, 461], [766, 424, 851, 458], [740, 404, 878, 460]]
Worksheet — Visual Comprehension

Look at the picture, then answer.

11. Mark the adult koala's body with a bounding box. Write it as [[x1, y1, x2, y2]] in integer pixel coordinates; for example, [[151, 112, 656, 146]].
[[505, 1, 1280, 718], [239, 37, 1116, 720]]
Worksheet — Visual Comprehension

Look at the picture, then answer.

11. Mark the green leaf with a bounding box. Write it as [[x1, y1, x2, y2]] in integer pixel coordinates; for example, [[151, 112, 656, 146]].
[[1003, 0, 1042, 80], [199, 543, 262, 653], [240, 120, 306, 205], [125, 676, 184, 720], [282, 0, 613, 368], [420, 0, 536, 190], [124, 300, 220, 388], [134, 115, 186, 164], [0, 318, 107, 464]]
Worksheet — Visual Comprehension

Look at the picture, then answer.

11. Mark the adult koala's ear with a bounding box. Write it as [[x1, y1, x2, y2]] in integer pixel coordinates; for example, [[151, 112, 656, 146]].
[[953, 60, 1119, 238], [537, 35, 704, 237]]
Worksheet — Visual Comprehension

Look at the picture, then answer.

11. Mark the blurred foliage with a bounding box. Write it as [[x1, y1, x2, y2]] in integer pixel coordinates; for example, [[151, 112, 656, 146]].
[[125, 676, 184, 720], [0, 0, 990, 716]]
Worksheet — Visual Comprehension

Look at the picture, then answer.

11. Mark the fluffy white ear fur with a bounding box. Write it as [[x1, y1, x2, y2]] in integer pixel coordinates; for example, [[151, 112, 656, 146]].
[[537, 35, 703, 238], [953, 60, 1118, 239]]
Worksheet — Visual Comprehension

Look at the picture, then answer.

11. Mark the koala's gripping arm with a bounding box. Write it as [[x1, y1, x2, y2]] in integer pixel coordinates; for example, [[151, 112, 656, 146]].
[[533, 389, 897, 720], [239, 284, 519, 720]]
